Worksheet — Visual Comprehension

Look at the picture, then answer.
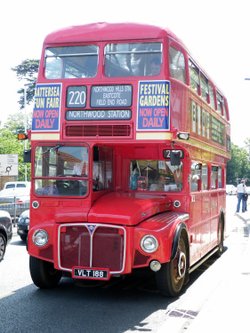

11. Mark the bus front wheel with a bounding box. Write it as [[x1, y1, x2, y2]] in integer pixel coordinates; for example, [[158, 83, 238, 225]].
[[156, 237, 187, 297], [29, 256, 62, 288]]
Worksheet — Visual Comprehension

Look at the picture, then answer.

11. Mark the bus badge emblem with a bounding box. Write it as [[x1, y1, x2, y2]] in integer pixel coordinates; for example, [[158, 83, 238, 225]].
[[87, 224, 96, 234]]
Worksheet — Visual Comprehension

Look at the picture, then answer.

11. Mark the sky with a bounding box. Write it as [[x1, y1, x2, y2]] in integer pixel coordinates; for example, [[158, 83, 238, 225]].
[[1, 0, 250, 147]]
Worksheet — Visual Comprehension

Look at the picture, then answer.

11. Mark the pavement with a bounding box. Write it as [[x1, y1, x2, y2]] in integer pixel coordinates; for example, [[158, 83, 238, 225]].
[[157, 199, 250, 333], [186, 202, 250, 333]]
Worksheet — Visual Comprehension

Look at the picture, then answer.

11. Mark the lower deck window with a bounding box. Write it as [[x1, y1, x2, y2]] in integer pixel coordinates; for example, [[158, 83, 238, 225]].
[[129, 160, 183, 192]]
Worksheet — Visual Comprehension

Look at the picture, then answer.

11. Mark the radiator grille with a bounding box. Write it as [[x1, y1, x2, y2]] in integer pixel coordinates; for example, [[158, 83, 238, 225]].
[[58, 224, 126, 273], [65, 125, 131, 137]]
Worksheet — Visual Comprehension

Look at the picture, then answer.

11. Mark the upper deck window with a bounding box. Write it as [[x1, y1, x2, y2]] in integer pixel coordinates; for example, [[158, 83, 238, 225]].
[[104, 42, 162, 77], [189, 60, 200, 93], [169, 46, 186, 83], [208, 82, 215, 109], [200, 73, 209, 102], [216, 91, 225, 115], [45, 45, 98, 79]]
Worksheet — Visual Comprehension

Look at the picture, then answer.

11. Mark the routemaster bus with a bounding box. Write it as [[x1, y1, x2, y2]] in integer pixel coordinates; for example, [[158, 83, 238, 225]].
[[23, 22, 231, 297]]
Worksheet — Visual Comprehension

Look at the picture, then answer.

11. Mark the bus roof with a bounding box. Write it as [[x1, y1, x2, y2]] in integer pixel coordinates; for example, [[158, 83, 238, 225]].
[[44, 22, 184, 45]]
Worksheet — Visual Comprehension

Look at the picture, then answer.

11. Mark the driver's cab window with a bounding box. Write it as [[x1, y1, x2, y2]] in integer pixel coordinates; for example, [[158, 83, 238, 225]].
[[34, 145, 88, 196], [129, 160, 183, 192], [93, 146, 113, 191]]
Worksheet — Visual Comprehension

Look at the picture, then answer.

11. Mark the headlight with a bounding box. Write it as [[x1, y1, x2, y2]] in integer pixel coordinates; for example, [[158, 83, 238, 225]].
[[18, 217, 24, 224], [32, 229, 48, 247], [140, 235, 159, 253], [19, 217, 29, 224]]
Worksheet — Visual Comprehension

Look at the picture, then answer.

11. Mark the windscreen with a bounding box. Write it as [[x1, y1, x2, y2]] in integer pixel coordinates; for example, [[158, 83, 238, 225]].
[[34, 145, 88, 196]]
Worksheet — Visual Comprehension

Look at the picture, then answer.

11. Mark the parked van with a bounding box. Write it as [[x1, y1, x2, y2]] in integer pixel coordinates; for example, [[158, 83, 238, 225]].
[[0, 182, 31, 217], [0, 181, 30, 198], [2, 181, 30, 191]]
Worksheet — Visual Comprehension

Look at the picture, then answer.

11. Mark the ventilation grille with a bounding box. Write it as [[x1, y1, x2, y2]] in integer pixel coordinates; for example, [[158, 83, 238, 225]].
[[59, 224, 125, 273], [66, 125, 131, 137]]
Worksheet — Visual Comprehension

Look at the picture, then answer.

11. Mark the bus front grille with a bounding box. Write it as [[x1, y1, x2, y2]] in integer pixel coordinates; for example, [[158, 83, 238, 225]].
[[65, 125, 131, 137], [58, 224, 126, 274]]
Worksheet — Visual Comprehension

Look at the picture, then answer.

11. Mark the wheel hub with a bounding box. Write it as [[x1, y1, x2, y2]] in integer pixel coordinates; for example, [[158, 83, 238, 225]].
[[177, 251, 186, 279]]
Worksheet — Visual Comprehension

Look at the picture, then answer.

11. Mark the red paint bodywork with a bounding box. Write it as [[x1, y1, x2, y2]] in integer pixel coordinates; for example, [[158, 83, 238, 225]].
[[28, 22, 230, 281]]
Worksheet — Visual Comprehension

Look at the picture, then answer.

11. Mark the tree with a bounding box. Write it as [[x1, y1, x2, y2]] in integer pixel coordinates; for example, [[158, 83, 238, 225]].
[[243, 138, 250, 162], [3, 111, 32, 133], [11, 59, 39, 109], [0, 127, 29, 181], [226, 143, 250, 185], [0, 59, 39, 181]]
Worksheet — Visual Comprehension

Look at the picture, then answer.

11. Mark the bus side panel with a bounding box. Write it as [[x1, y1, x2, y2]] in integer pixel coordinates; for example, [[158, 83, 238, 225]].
[[189, 192, 202, 265], [200, 191, 213, 256], [210, 190, 225, 248]]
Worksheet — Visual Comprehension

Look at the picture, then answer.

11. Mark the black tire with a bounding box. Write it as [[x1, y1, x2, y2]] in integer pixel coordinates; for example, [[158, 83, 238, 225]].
[[156, 237, 187, 297], [20, 235, 27, 242], [29, 256, 62, 288], [215, 221, 224, 258], [0, 233, 7, 262]]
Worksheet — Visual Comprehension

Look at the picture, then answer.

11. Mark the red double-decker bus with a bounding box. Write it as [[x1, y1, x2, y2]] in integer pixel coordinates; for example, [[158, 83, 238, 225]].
[[25, 22, 230, 297]]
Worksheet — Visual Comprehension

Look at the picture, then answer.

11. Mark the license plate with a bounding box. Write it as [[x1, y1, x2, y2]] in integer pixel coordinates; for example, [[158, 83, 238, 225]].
[[73, 267, 110, 280]]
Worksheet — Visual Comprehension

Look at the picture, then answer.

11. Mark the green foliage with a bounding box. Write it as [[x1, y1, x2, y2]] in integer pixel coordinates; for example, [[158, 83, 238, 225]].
[[226, 143, 250, 185], [3, 111, 32, 133], [0, 129, 20, 154], [11, 59, 39, 109], [0, 59, 38, 181], [0, 128, 30, 180]]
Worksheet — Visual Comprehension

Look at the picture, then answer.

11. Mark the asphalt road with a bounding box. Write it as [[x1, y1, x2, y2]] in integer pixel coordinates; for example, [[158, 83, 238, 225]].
[[0, 195, 249, 333]]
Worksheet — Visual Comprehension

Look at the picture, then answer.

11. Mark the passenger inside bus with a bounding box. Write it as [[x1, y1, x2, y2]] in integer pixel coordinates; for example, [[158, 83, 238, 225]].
[[190, 162, 202, 191], [34, 145, 89, 196], [148, 57, 161, 76], [104, 42, 162, 77], [129, 160, 183, 192], [93, 161, 104, 191], [130, 161, 140, 190]]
